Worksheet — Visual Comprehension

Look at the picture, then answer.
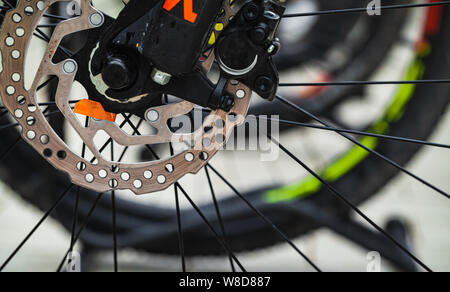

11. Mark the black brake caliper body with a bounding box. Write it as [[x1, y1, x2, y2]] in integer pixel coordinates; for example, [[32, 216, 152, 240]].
[[91, 0, 284, 112], [216, 0, 285, 100]]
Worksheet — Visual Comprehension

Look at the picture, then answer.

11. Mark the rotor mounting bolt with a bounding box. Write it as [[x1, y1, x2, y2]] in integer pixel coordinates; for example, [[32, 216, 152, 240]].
[[63, 60, 77, 74], [151, 68, 172, 86], [146, 110, 159, 122], [89, 12, 104, 27]]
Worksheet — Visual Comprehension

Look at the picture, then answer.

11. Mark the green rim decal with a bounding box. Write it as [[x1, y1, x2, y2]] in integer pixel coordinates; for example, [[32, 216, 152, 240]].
[[264, 50, 427, 204]]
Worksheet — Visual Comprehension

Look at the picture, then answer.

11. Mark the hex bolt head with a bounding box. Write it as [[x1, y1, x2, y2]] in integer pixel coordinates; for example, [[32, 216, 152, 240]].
[[151, 69, 172, 86], [63, 60, 77, 74]]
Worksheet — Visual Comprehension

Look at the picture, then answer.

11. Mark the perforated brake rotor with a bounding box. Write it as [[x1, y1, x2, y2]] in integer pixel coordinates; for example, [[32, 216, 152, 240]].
[[0, 0, 251, 194]]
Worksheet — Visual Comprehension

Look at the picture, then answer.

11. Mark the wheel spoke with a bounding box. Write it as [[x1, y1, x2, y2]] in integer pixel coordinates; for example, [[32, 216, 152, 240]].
[[68, 187, 81, 255], [111, 190, 118, 272], [205, 167, 236, 272], [206, 164, 322, 272], [0, 108, 70, 132], [176, 182, 247, 272], [266, 133, 433, 272], [57, 192, 104, 272], [0, 100, 79, 111], [255, 116, 450, 150], [283, 1, 450, 18], [168, 141, 186, 272], [0, 184, 74, 271], [174, 184, 186, 272], [122, 114, 246, 271], [279, 79, 450, 87], [275, 94, 450, 200]]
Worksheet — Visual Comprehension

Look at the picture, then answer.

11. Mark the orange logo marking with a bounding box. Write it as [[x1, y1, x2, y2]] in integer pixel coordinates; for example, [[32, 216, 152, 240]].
[[163, 0, 198, 23], [74, 99, 117, 122]]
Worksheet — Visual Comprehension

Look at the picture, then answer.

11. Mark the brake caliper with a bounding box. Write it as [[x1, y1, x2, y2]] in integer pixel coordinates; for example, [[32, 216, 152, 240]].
[[216, 1, 284, 100], [92, 0, 285, 110]]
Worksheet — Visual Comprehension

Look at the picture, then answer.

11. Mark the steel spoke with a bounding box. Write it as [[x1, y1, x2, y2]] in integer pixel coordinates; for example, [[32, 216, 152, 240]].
[[57, 192, 104, 272], [0, 109, 69, 132], [0, 99, 79, 111], [174, 184, 186, 272], [168, 141, 187, 272], [255, 116, 450, 150], [266, 134, 433, 272], [0, 184, 74, 271], [68, 187, 81, 256], [275, 95, 450, 200], [283, 1, 450, 18], [111, 190, 118, 272], [279, 79, 450, 87], [206, 164, 322, 272], [175, 182, 247, 272], [121, 114, 246, 271], [205, 167, 236, 272]]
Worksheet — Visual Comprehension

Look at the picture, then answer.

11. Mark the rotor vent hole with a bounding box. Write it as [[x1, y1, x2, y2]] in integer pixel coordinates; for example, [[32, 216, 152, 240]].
[[144, 170, 153, 179], [133, 179, 143, 189], [16, 95, 26, 105], [28, 104, 37, 113], [40, 135, 49, 145], [85, 173, 94, 183], [121, 172, 130, 181], [165, 164, 174, 173], [12, 13, 22, 23], [11, 50, 21, 59], [14, 109, 23, 118], [26, 130, 36, 140], [15, 27, 25, 37], [199, 152, 209, 161], [43, 148, 53, 157], [5, 36, 14, 47], [98, 169, 108, 178], [57, 150, 67, 160], [109, 179, 118, 189], [157, 175, 166, 184], [27, 116, 36, 126], [12, 72, 21, 82], [215, 119, 225, 129], [77, 162, 87, 172], [184, 152, 194, 162], [24, 6, 34, 16]]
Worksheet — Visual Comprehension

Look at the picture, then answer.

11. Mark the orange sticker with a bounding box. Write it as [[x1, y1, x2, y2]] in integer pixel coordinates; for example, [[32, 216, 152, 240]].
[[74, 99, 117, 122], [163, 0, 198, 23]]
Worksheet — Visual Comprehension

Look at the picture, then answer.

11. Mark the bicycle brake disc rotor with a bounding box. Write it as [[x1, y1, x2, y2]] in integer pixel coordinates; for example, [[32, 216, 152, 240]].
[[0, 0, 251, 194]]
